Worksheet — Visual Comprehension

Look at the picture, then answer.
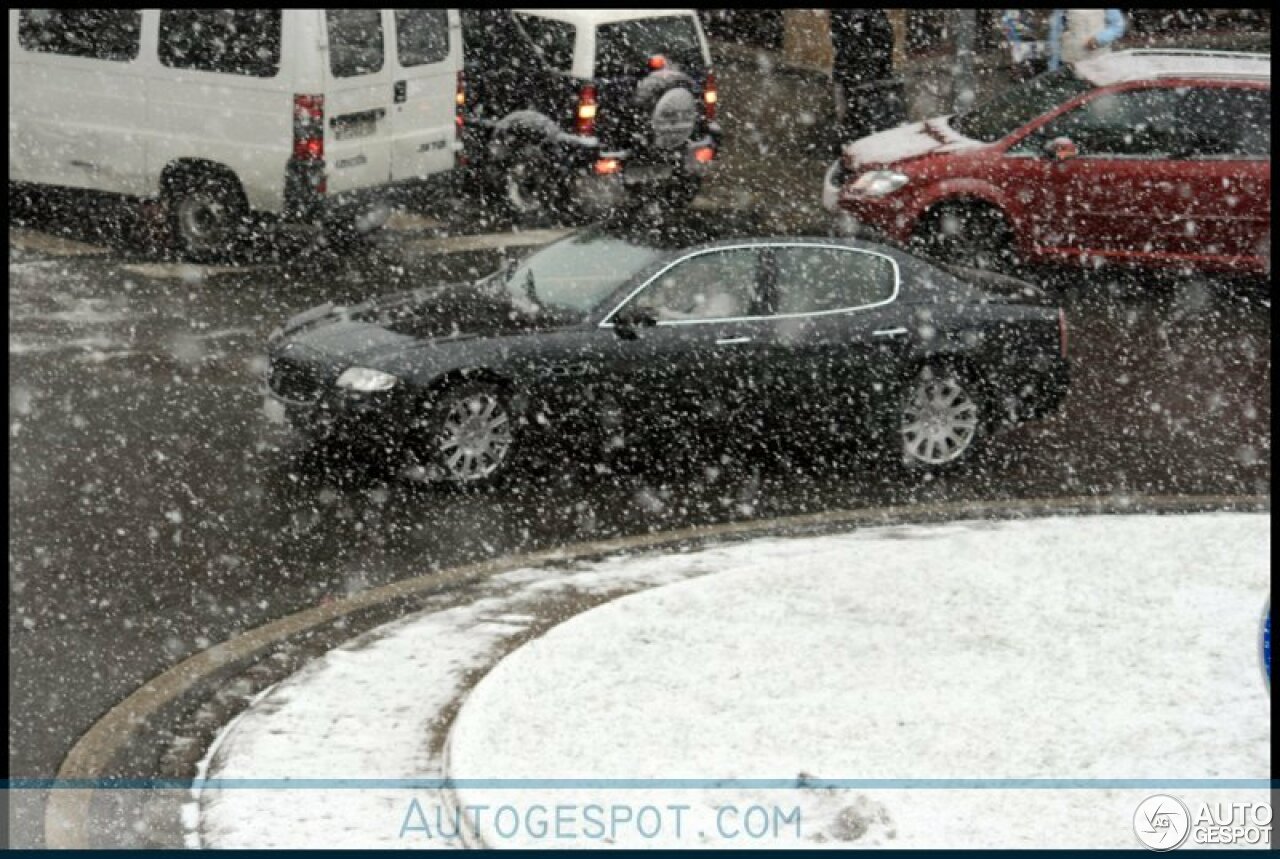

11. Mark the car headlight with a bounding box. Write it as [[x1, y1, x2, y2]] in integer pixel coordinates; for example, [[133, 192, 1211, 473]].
[[336, 367, 399, 392], [850, 169, 910, 198]]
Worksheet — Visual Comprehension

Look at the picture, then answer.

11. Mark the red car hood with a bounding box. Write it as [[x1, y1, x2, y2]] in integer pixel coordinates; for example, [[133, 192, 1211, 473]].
[[842, 117, 984, 169]]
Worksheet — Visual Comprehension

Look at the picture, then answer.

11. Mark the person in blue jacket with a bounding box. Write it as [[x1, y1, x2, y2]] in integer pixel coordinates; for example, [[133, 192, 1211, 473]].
[[1048, 9, 1127, 69]]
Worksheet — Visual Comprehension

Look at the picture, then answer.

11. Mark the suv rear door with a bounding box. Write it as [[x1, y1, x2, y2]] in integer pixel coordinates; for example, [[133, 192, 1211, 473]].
[[388, 9, 460, 184]]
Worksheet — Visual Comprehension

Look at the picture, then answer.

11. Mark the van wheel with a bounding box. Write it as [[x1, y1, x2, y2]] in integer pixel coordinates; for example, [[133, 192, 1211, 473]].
[[165, 173, 247, 262]]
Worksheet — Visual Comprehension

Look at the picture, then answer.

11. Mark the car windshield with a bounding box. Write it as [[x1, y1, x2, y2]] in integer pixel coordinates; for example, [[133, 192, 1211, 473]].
[[502, 229, 668, 317], [949, 66, 1094, 142]]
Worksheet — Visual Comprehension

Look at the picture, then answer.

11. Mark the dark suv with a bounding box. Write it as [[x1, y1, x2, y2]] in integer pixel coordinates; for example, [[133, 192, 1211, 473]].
[[459, 9, 721, 221]]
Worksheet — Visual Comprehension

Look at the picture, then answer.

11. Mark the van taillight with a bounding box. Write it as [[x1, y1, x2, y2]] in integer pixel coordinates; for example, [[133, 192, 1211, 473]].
[[576, 84, 597, 137], [1058, 308, 1069, 358], [293, 94, 324, 162], [455, 71, 467, 166], [703, 69, 718, 121]]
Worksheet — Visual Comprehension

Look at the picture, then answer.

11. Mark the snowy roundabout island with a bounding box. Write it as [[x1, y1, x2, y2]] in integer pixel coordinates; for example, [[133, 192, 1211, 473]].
[[195, 513, 1270, 850]]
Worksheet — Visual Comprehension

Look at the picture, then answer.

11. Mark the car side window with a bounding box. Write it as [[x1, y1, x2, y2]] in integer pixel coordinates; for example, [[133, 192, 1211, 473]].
[[18, 9, 141, 62], [632, 249, 761, 322], [159, 10, 282, 77], [1023, 86, 1188, 158], [772, 246, 896, 315], [395, 9, 449, 68], [1177, 86, 1271, 159], [328, 9, 385, 78]]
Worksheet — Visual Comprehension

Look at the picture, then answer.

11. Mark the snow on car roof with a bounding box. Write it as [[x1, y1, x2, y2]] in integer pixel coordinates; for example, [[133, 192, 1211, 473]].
[[510, 9, 698, 27], [1076, 49, 1271, 86]]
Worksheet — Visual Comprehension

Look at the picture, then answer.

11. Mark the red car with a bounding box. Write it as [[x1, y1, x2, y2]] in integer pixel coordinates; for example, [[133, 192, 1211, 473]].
[[823, 49, 1270, 276]]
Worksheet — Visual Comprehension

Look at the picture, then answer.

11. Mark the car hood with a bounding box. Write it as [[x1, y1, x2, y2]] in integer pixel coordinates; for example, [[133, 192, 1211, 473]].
[[272, 281, 565, 365], [841, 117, 984, 169]]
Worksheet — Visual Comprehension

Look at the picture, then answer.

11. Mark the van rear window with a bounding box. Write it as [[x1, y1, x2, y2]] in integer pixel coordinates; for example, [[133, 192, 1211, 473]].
[[19, 9, 141, 62], [159, 10, 281, 78], [328, 9, 385, 78], [595, 16, 704, 79], [396, 9, 449, 67]]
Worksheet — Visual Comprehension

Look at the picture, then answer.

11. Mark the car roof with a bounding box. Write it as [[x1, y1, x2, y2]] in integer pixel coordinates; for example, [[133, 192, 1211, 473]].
[[510, 9, 699, 27], [1076, 49, 1271, 87]]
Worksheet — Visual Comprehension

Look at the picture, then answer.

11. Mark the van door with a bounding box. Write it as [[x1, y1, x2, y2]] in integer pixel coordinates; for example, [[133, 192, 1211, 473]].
[[323, 9, 393, 194], [388, 9, 460, 183]]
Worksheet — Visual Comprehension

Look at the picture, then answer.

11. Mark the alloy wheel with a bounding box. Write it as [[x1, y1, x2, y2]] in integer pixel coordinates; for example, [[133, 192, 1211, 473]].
[[436, 392, 513, 483], [900, 368, 980, 466]]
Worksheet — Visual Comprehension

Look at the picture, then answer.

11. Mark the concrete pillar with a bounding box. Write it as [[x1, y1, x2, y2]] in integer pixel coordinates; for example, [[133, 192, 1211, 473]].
[[781, 9, 833, 73], [887, 9, 907, 69]]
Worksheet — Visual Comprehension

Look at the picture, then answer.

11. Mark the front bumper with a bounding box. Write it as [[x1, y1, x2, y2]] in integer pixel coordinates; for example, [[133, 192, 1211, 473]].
[[821, 158, 917, 247]]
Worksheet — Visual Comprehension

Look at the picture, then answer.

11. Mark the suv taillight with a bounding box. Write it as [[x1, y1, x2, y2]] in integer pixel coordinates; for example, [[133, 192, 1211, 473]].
[[703, 69, 718, 122], [293, 94, 324, 162], [576, 83, 598, 137], [1058, 308, 1069, 358], [455, 71, 467, 166]]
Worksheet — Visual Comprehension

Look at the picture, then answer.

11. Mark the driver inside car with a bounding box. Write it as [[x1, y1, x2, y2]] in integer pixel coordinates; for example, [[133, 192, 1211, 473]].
[[639, 251, 759, 321]]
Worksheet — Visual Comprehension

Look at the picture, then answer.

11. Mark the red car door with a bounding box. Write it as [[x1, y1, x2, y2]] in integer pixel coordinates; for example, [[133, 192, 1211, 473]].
[[1001, 84, 1190, 266]]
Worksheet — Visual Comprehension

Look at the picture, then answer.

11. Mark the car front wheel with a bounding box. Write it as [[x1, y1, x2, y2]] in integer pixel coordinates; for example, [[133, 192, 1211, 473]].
[[422, 383, 517, 487], [898, 364, 985, 469]]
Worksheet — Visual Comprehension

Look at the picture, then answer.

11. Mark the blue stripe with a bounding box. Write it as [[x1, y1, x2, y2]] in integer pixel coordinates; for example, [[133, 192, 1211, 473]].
[[7, 778, 1275, 790]]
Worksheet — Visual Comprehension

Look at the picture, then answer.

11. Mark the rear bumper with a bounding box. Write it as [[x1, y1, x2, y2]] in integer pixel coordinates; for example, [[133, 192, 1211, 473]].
[[466, 120, 721, 185], [282, 160, 456, 229]]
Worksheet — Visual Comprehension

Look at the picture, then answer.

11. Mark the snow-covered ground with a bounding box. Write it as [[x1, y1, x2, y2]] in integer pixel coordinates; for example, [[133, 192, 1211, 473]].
[[197, 513, 1271, 849]]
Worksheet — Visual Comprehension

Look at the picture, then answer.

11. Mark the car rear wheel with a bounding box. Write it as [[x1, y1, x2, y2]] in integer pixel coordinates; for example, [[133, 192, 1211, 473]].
[[423, 383, 517, 487], [913, 203, 1016, 273], [165, 172, 247, 263], [897, 363, 985, 469]]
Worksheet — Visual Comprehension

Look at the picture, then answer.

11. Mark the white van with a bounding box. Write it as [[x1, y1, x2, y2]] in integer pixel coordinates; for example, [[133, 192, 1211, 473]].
[[8, 9, 464, 259]]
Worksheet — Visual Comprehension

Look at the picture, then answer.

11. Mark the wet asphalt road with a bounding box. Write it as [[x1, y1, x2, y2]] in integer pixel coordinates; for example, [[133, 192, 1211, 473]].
[[7, 48, 1272, 781]]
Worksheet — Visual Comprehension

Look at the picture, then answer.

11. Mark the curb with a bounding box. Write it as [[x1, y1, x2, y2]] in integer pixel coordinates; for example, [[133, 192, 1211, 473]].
[[46, 493, 1270, 848]]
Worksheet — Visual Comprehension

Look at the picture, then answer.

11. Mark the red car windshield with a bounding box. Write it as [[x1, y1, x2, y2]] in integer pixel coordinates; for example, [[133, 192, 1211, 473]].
[[950, 67, 1093, 143]]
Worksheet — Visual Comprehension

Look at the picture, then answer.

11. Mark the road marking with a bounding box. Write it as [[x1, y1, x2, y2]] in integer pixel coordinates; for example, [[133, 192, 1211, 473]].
[[405, 227, 571, 255], [119, 263, 249, 280], [384, 211, 444, 232], [9, 229, 110, 257], [43, 495, 1269, 848]]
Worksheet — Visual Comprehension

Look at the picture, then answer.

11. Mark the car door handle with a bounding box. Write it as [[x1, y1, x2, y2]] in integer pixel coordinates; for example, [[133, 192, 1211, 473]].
[[715, 336, 753, 346], [872, 327, 909, 339]]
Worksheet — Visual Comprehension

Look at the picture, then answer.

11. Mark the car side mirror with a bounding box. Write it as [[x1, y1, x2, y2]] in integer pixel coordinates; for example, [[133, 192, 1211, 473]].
[[1045, 136, 1078, 161], [611, 304, 659, 338]]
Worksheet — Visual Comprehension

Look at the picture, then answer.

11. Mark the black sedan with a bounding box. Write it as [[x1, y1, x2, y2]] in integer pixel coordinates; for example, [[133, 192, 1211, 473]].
[[264, 221, 1070, 486]]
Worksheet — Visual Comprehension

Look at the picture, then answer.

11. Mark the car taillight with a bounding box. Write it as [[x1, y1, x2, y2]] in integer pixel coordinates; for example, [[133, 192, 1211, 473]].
[[1058, 308, 1069, 358], [576, 83, 597, 137], [293, 94, 324, 162], [703, 69, 718, 121], [455, 71, 467, 166]]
